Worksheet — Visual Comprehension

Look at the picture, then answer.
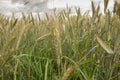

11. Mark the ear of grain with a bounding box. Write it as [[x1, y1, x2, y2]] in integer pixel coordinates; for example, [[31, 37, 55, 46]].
[[91, 1, 95, 16], [50, 16, 62, 69], [96, 3, 100, 16], [62, 65, 75, 80], [16, 24, 26, 50], [36, 33, 51, 41], [104, 0, 109, 13]]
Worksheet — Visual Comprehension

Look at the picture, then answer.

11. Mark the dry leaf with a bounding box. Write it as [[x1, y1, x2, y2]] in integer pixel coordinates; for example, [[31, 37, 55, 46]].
[[95, 35, 114, 54]]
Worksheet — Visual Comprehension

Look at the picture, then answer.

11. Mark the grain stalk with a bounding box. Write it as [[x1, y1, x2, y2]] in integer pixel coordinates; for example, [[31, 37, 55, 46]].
[[14, 59, 19, 80]]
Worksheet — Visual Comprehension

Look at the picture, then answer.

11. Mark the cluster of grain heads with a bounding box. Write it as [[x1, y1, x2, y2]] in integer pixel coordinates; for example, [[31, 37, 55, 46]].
[[91, 0, 100, 17]]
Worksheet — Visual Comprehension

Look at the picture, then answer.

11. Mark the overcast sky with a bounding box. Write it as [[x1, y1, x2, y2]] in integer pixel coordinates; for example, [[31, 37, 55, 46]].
[[0, 0, 116, 18], [0, 0, 113, 10]]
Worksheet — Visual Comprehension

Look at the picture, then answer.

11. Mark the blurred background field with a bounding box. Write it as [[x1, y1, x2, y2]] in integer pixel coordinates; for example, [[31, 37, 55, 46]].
[[0, 0, 120, 80]]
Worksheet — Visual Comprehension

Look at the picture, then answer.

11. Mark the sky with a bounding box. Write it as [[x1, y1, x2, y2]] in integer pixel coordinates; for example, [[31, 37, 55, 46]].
[[0, 0, 116, 18]]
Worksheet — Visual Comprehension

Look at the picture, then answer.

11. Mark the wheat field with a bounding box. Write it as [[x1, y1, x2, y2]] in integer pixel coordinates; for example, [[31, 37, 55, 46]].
[[0, 0, 120, 80]]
